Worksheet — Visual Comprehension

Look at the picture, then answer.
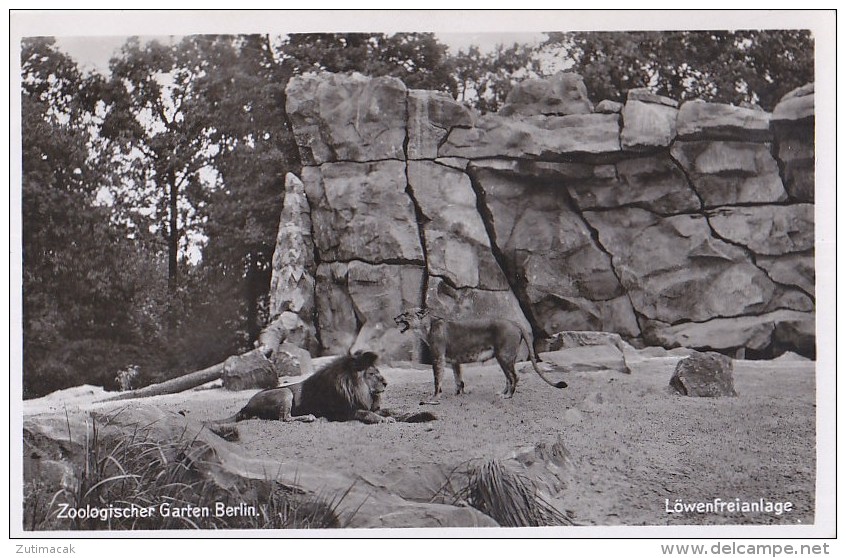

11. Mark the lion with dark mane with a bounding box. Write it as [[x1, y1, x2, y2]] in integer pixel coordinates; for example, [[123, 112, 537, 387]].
[[213, 351, 395, 425], [394, 307, 568, 403]]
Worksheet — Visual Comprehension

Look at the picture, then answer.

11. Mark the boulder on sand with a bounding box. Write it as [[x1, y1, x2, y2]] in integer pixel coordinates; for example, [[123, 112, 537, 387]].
[[669, 351, 737, 397]]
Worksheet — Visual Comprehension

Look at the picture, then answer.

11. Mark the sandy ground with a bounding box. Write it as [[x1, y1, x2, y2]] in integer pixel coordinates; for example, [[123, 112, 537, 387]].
[[126, 352, 817, 527]]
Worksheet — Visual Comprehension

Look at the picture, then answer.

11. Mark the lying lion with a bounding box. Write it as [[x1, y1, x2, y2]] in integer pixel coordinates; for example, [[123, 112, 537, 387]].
[[210, 350, 435, 426]]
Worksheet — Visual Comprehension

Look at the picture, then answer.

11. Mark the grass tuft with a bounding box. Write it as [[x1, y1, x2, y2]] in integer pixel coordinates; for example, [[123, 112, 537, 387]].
[[24, 413, 352, 531], [456, 459, 575, 527]]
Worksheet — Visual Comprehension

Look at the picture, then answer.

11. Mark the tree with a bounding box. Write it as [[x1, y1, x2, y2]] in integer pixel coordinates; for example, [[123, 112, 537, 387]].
[[540, 30, 813, 110], [21, 38, 158, 397], [378, 32, 457, 94], [187, 35, 298, 346], [280, 32, 458, 95], [451, 42, 541, 113], [98, 37, 219, 298]]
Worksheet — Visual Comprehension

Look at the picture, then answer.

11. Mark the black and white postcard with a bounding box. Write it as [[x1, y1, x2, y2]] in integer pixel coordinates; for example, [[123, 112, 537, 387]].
[[9, 9, 837, 551]]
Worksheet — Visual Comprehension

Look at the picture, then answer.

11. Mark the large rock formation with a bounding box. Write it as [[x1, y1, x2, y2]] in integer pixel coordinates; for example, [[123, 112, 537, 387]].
[[468, 163, 639, 337], [266, 173, 318, 353], [771, 83, 814, 202], [676, 99, 772, 141], [621, 88, 679, 150], [498, 71, 593, 117], [440, 113, 622, 159], [407, 161, 508, 290], [407, 89, 475, 159], [671, 141, 788, 207], [314, 261, 425, 358], [286, 73, 408, 164], [278, 72, 815, 360], [583, 208, 811, 325], [302, 161, 423, 263]]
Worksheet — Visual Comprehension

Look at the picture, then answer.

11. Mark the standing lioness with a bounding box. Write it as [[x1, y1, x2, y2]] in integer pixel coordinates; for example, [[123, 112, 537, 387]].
[[394, 307, 568, 402]]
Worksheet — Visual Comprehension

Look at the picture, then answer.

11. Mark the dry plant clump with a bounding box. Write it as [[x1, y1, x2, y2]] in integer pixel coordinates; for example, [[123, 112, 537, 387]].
[[455, 458, 575, 527], [24, 413, 351, 530]]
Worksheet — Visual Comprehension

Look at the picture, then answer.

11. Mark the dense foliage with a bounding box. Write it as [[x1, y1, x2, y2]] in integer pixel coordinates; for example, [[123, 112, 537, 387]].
[[542, 30, 813, 111], [20, 31, 813, 397]]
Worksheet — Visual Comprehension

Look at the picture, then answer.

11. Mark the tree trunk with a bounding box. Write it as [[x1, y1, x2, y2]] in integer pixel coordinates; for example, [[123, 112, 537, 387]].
[[99, 347, 262, 402], [167, 169, 179, 293], [245, 252, 260, 346]]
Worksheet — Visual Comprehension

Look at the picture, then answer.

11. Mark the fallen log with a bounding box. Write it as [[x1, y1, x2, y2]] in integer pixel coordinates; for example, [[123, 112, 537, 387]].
[[100, 348, 264, 402]]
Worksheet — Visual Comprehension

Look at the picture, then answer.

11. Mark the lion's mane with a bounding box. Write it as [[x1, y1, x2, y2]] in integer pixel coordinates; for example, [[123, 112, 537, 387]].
[[295, 351, 382, 421]]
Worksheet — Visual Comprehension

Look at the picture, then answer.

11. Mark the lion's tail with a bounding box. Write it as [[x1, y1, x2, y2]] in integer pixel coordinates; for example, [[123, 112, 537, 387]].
[[201, 417, 240, 441], [521, 331, 568, 389], [203, 414, 240, 425]]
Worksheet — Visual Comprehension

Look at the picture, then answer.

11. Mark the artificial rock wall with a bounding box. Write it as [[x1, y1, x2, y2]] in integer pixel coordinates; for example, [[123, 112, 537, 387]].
[[271, 72, 815, 360]]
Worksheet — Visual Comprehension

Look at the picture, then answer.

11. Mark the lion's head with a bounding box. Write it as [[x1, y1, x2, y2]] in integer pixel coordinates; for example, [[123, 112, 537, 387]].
[[393, 307, 430, 334], [359, 366, 388, 411], [336, 350, 387, 412]]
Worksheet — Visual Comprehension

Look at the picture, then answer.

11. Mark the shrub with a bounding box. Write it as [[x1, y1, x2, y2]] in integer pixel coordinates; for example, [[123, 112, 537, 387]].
[[23, 414, 351, 530], [454, 459, 574, 527]]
